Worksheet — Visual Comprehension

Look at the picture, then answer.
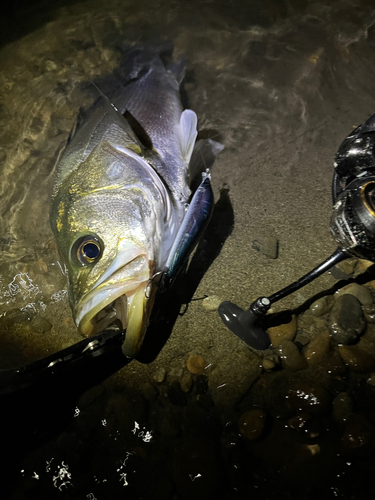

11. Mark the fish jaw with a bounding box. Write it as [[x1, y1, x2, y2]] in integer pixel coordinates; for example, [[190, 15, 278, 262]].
[[74, 255, 156, 358]]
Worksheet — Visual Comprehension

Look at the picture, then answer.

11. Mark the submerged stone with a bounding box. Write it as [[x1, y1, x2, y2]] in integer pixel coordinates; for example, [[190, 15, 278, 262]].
[[238, 409, 266, 440], [338, 345, 375, 373], [328, 295, 366, 344], [310, 295, 333, 317], [304, 329, 332, 366], [276, 340, 307, 370], [363, 304, 375, 324], [335, 283, 373, 306], [332, 392, 353, 423], [186, 354, 207, 374], [268, 314, 297, 347], [341, 414, 375, 456]]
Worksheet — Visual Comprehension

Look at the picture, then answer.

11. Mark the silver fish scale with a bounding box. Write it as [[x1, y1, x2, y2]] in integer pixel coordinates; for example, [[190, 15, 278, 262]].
[[111, 56, 191, 204]]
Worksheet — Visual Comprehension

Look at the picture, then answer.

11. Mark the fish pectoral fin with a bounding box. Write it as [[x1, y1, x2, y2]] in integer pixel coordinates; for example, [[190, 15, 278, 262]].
[[121, 284, 148, 358], [180, 109, 198, 164]]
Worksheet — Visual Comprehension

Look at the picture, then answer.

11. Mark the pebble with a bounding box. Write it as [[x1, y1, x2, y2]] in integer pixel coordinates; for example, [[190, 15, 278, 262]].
[[276, 340, 307, 370], [333, 258, 358, 277], [310, 295, 334, 317], [294, 333, 310, 346], [202, 295, 222, 311], [170, 367, 184, 379], [157, 415, 180, 438], [1, 307, 35, 327], [30, 316, 52, 333], [238, 409, 266, 440], [332, 392, 353, 423], [195, 374, 209, 395], [338, 345, 375, 373], [187, 354, 207, 374], [318, 350, 347, 377], [303, 419, 321, 439], [268, 315, 297, 347], [251, 235, 278, 259], [286, 381, 331, 417], [334, 283, 373, 306], [262, 351, 280, 371], [180, 371, 193, 393], [262, 358, 276, 370], [142, 382, 158, 402], [153, 367, 167, 383], [167, 381, 187, 406], [328, 294, 366, 344], [367, 373, 375, 386], [341, 414, 375, 456], [363, 304, 375, 323], [304, 329, 332, 366], [288, 412, 311, 431]]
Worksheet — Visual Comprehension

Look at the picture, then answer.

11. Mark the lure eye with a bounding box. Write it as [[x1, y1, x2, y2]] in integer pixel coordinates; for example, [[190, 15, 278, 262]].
[[73, 236, 102, 265]]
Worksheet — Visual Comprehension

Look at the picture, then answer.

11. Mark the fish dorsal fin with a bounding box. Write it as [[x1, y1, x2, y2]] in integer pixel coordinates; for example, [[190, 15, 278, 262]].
[[123, 110, 153, 150], [90, 82, 143, 149], [180, 109, 198, 164]]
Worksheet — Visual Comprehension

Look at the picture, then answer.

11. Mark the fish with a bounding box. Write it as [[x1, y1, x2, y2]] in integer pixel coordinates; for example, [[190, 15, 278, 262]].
[[50, 48, 223, 358]]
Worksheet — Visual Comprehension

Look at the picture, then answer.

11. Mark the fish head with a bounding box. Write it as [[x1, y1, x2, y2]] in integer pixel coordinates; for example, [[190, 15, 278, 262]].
[[50, 184, 159, 358]]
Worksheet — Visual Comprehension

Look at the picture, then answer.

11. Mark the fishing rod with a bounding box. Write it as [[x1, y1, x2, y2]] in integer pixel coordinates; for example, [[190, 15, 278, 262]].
[[219, 113, 375, 349]]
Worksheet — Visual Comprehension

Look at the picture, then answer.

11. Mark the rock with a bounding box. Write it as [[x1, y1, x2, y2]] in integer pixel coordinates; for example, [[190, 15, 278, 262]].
[[318, 351, 347, 377], [310, 296, 334, 317], [294, 333, 310, 346], [304, 329, 332, 366], [354, 259, 374, 276], [276, 340, 307, 370], [303, 419, 321, 439], [30, 316, 52, 333], [1, 307, 35, 327], [366, 279, 375, 291], [268, 315, 297, 347], [153, 367, 167, 383], [332, 392, 353, 423], [170, 367, 184, 379], [142, 382, 158, 402], [341, 414, 375, 456], [328, 294, 366, 344], [208, 348, 262, 408], [333, 258, 358, 277], [335, 283, 373, 306], [338, 345, 375, 373], [251, 235, 278, 259], [180, 371, 193, 393], [195, 374, 209, 395], [263, 358, 276, 370], [238, 409, 266, 440], [187, 354, 207, 374], [202, 295, 222, 311], [367, 373, 375, 386], [157, 415, 180, 438], [262, 351, 280, 371], [288, 412, 311, 431], [363, 304, 375, 323], [172, 439, 221, 500], [285, 381, 331, 417], [167, 381, 187, 406]]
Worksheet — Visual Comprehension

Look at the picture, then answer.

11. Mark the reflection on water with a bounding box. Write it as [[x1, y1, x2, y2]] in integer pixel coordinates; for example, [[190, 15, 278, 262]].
[[2, 0, 375, 498]]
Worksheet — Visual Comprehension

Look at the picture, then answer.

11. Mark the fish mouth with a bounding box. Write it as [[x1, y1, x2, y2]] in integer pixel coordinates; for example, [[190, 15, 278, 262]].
[[75, 257, 156, 358]]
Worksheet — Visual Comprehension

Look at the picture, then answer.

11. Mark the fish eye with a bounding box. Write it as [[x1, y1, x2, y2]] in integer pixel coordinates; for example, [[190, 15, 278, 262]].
[[73, 236, 102, 266]]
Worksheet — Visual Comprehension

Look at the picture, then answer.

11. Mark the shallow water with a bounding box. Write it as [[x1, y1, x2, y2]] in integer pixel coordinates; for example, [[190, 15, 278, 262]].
[[2, 0, 375, 498]]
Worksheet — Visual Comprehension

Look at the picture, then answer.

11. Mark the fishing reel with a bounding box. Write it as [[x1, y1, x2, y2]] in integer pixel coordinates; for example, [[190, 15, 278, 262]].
[[219, 113, 375, 349]]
